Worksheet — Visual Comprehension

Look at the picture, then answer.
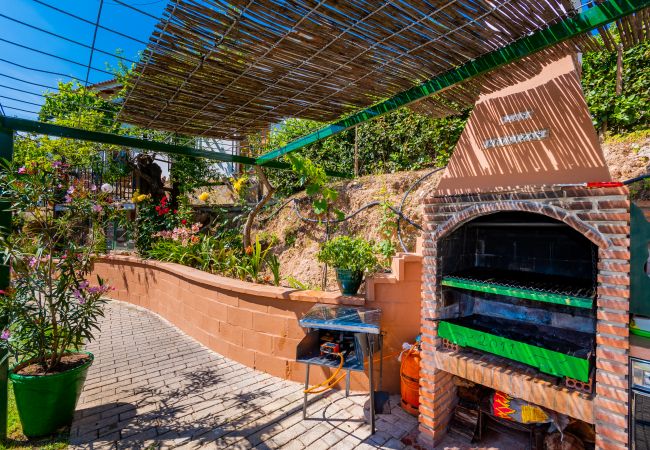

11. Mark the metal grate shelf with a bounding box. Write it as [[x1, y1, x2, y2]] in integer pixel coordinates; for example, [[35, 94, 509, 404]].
[[441, 268, 595, 309]]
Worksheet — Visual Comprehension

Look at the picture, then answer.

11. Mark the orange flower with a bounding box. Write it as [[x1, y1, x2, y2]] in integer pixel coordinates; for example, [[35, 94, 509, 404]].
[[245, 246, 253, 255]]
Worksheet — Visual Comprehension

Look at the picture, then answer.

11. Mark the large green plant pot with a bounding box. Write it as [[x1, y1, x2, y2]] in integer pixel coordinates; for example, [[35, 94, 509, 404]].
[[9, 352, 93, 437], [335, 268, 364, 296]]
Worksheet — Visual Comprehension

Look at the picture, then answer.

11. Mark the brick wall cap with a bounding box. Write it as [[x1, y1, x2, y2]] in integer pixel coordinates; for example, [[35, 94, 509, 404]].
[[93, 255, 364, 306], [424, 186, 629, 203]]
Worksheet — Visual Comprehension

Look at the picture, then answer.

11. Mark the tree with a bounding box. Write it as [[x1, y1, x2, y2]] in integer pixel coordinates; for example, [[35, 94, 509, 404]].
[[16, 76, 222, 206], [15, 82, 121, 168]]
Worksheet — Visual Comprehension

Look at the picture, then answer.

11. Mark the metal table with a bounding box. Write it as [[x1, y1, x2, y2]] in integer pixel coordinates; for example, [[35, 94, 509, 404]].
[[296, 304, 382, 434]]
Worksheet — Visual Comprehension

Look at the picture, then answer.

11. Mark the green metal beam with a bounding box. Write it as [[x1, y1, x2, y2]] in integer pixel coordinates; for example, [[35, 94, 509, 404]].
[[0, 117, 350, 178], [256, 0, 648, 165]]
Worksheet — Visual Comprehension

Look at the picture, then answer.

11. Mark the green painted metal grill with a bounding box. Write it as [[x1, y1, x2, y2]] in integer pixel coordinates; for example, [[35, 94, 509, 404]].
[[438, 316, 593, 382], [436, 212, 598, 383], [441, 269, 595, 309]]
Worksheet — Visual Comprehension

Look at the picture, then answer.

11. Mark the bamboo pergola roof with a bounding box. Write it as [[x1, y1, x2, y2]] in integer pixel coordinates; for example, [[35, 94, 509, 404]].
[[120, 0, 650, 140]]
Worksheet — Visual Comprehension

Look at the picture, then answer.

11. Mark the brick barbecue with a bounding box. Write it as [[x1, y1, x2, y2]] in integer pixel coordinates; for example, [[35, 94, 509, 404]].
[[420, 188, 631, 448], [417, 52, 631, 450]]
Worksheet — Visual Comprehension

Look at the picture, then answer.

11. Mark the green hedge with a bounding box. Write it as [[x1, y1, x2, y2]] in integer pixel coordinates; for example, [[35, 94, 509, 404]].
[[258, 110, 468, 196], [582, 38, 650, 134]]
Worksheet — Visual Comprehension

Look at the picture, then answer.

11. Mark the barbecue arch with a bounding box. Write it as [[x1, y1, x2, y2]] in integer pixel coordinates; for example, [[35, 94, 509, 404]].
[[432, 200, 611, 249]]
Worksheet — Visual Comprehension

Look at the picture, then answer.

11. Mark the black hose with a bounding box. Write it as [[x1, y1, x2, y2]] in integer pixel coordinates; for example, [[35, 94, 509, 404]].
[[258, 197, 294, 223], [290, 199, 422, 229], [623, 173, 650, 185], [396, 166, 446, 252]]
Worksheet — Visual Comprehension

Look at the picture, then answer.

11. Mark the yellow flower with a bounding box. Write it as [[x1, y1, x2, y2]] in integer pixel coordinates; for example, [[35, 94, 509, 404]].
[[132, 192, 150, 203], [232, 175, 248, 196], [198, 192, 210, 202]]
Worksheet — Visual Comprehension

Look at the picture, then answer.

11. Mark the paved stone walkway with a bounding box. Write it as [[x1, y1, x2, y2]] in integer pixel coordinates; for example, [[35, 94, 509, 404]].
[[70, 301, 419, 449]]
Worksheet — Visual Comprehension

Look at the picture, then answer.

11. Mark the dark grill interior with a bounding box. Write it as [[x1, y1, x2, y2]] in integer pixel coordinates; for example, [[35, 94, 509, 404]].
[[444, 212, 596, 281]]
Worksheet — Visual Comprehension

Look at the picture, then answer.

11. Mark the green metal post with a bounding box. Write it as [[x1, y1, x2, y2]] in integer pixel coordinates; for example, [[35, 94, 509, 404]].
[[0, 126, 13, 441]]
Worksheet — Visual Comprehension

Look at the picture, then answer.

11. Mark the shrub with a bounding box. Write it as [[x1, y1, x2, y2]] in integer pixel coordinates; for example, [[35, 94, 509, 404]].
[[251, 111, 467, 197], [317, 236, 378, 273], [0, 161, 114, 371], [133, 194, 193, 255]]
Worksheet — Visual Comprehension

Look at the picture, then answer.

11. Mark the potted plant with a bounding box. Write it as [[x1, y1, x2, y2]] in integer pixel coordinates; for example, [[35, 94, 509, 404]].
[[317, 236, 378, 295], [0, 160, 113, 437]]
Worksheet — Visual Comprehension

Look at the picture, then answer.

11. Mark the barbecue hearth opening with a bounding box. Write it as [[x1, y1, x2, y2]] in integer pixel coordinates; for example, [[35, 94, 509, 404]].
[[437, 211, 597, 385]]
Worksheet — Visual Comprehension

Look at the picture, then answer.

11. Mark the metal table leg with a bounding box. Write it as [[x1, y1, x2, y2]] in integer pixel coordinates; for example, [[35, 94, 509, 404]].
[[303, 363, 310, 419], [368, 338, 375, 435], [379, 333, 384, 392], [346, 370, 351, 397]]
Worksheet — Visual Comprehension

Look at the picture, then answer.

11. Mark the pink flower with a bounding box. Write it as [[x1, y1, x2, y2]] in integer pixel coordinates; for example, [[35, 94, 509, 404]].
[[64, 194, 72, 204], [92, 204, 103, 213], [0, 290, 5, 295], [90, 184, 97, 192], [73, 290, 85, 304], [87, 285, 110, 295], [78, 280, 90, 290], [67, 186, 75, 195], [28, 257, 37, 268], [52, 161, 62, 168], [1, 329, 10, 340], [17, 167, 26, 174]]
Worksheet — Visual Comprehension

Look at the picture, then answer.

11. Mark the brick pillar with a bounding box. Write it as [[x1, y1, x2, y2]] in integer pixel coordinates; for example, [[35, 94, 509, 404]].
[[418, 233, 457, 447], [592, 196, 631, 450], [418, 367, 457, 447]]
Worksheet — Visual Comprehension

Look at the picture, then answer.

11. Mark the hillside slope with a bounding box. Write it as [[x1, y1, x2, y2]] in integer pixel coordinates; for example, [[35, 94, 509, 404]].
[[256, 134, 649, 290]]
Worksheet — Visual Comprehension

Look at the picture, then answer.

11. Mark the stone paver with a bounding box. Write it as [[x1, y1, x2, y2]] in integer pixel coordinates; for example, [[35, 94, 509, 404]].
[[70, 301, 418, 449]]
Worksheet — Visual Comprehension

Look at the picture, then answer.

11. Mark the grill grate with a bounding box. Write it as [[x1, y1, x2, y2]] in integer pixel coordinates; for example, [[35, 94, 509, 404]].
[[444, 268, 595, 299]]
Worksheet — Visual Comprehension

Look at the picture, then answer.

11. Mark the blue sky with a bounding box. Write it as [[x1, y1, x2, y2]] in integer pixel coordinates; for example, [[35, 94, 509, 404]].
[[0, 0, 167, 118]]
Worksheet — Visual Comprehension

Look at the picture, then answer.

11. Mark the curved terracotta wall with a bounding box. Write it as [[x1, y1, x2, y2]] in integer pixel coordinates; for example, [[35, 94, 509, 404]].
[[91, 254, 422, 393]]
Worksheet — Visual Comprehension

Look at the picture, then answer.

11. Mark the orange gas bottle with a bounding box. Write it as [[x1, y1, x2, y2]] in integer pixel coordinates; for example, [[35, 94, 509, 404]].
[[400, 343, 421, 416]]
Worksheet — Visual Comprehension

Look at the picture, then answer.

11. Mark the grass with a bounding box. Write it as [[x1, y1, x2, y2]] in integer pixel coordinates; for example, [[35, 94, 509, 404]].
[[0, 383, 68, 450]]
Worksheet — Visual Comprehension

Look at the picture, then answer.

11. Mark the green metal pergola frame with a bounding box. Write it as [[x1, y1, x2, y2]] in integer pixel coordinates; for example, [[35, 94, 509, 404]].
[[256, 0, 649, 165], [0, 117, 350, 177], [0, 0, 646, 439]]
